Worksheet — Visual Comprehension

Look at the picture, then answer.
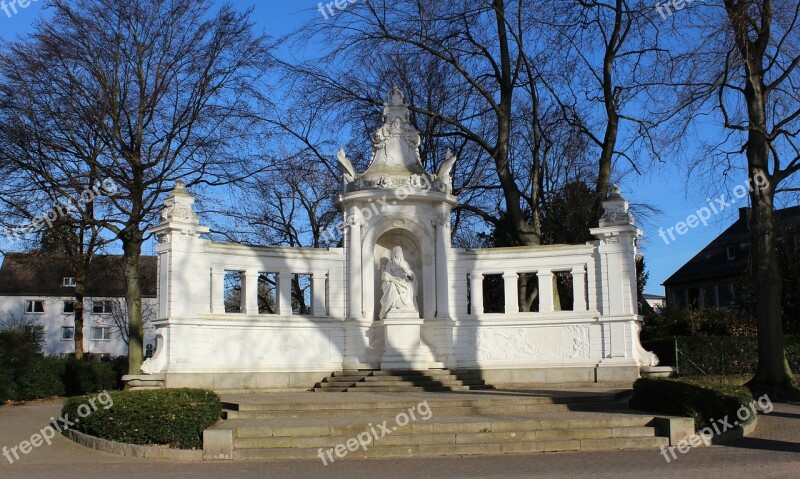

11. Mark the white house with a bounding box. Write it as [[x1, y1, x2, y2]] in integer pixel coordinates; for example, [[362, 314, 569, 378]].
[[134, 88, 659, 391], [0, 254, 157, 358]]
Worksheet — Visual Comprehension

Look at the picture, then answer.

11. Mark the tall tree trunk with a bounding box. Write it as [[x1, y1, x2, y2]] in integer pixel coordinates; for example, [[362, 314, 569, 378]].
[[591, 0, 623, 227], [73, 267, 86, 360], [749, 188, 792, 389], [726, 0, 796, 394], [123, 236, 144, 375], [493, 0, 539, 247]]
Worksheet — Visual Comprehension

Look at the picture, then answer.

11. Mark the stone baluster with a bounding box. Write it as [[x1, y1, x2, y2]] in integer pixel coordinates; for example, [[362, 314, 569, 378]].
[[469, 273, 484, 316], [537, 268, 554, 312], [312, 271, 327, 317], [572, 266, 587, 311], [503, 272, 519, 314]]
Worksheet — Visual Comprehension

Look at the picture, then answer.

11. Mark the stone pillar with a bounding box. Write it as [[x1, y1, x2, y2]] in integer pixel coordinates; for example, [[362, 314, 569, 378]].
[[469, 273, 484, 316], [434, 215, 451, 319], [572, 266, 587, 311], [244, 270, 260, 315], [347, 208, 363, 320], [277, 270, 293, 316], [537, 268, 554, 312], [589, 185, 649, 381], [312, 271, 327, 317], [143, 181, 210, 378], [503, 272, 519, 314]]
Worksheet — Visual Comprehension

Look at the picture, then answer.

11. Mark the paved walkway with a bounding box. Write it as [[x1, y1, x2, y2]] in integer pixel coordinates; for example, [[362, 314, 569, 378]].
[[0, 398, 798, 479]]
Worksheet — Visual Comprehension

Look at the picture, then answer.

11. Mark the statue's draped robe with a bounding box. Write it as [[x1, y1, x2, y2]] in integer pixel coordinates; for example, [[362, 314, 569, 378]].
[[379, 257, 417, 318]]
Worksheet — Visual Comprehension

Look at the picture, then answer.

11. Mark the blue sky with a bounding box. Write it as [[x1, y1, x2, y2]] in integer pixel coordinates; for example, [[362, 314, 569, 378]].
[[0, 0, 752, 296]]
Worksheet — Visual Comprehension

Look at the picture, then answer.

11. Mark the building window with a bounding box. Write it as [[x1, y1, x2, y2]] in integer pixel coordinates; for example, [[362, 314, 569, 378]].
[[25, 325, 44, 342], [61, 327, 75, 341], [24, 300, 45, 314], [62, 276, 77, 287], [719, 283, 735, 306], [90, 327, 111, 341], [92, 301, 113, 314], [726, 245, 736, 261], [63, 301, 75, 313]]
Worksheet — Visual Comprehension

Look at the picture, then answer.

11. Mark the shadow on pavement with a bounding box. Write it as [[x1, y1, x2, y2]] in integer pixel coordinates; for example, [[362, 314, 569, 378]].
[[722, 436, 800, 453]]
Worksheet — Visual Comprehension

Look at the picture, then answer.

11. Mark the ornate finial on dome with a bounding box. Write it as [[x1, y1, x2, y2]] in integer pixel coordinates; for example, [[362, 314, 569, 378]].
[[599, 185, 634, 226], [388, 85, 405, 107], [383, 85, 410, 124], [173, 180, 188, 194], [607, 184, 623, 199]]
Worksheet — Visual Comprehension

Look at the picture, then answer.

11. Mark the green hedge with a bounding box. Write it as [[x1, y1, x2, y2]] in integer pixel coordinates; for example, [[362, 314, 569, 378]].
[[62, 389, 222, 449], [642, 336, 800, 376], [630, 377, 754, 429], [0, 330, 128, 403], [641, 305, 757, 340], [62, 356, 127, 396], [0, 330, 65, 401]]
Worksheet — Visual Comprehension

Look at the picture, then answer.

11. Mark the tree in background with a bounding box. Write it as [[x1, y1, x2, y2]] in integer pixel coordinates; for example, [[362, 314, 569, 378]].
[[666, 0, 800, 397], [0, 0, 271, 373]]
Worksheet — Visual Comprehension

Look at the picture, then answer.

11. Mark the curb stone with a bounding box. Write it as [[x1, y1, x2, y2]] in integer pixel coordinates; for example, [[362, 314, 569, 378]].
[[64, 429, 203, 461]]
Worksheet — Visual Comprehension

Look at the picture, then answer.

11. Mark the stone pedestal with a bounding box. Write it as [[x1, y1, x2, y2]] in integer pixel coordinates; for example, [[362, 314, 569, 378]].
[[380, 310, 434, 370]]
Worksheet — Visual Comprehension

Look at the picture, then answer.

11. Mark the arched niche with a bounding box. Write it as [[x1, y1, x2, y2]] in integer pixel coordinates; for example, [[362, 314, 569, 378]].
[[362, 215, 435, 322], [374, 231, 422, 321]]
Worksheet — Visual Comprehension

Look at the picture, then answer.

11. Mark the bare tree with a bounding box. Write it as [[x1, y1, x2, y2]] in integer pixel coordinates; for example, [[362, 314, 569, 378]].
[[102, 297, 155, 346], [282, 0, 553, 247], [0, 310, 42, 337], [538, 0, 667, 225], [665, 0, 800, 396], [0, 0, 271, 373]]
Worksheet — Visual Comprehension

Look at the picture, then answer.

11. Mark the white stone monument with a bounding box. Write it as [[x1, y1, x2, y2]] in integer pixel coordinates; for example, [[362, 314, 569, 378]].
[[134, 87, 658, 391]]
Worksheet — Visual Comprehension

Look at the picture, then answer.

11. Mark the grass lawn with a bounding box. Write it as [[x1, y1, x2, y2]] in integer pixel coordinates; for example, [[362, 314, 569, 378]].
[[679, 375, 800, 405]]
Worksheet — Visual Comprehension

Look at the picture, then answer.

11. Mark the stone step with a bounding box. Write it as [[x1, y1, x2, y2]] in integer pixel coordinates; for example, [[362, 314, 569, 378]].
[[225, 397, 623, 411], [360, 374, 486, 385], [315, 370, 490, 393], [312, 383, 492, 392], [223, 394, 623, 412], [354, 382, 491, 389], [316, 381, 365, 387], [232, 436, 669, 460], [313, 369, 494, 394], [313, 382, 492, 392], [343, 385, 482, 392], [322, 376, 366, 381], [235, 425, 659, 448], [224, 401, 627, 419], [232, 414, 656, 439], [333, 370, 483, 380]]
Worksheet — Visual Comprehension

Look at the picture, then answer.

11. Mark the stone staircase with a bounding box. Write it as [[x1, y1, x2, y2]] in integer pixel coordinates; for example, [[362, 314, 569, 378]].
[[312, 369, 493, 392], [211, 390, 674, 460]]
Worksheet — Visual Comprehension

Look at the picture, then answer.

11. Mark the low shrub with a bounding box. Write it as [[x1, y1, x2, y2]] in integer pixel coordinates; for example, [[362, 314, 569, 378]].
[[63, 356, 127, 396], [630, 377, 754, 429], [62, 389, 222, 449], [0, 327, 131, 402], [0, 330, 65, 401], [642, 305, 757, 341], [13, 356, 66, 400]]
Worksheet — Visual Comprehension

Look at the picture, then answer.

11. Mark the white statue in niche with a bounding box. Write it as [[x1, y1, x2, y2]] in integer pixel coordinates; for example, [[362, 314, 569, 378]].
[[379, 246, 418, 318]]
